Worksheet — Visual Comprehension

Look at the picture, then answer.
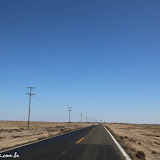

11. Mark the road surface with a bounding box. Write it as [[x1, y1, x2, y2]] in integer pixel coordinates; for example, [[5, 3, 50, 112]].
[[1, 124, 126, 160]]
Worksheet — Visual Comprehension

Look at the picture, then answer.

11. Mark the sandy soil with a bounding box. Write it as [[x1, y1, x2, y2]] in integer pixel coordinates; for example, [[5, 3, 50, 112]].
[[0, 121, 92, 152], [105, 123, 160, 160]]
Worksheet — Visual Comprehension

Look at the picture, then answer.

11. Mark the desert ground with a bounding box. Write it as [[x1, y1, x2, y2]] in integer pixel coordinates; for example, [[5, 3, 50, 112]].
[[0, 121, 93, 152], [105, 123, 160, 160]]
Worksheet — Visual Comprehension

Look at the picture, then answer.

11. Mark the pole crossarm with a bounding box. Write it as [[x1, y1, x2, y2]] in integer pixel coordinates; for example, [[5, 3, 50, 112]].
[[26, 93, 35, 95]]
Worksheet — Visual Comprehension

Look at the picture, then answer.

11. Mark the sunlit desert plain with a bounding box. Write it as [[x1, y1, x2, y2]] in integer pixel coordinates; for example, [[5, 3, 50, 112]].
[[105, 123, 160, 160], [0, 121, 92, 152]]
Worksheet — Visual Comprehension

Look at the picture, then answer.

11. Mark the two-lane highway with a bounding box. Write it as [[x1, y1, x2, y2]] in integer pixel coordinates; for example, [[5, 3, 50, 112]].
[[1, 124, 126, 160]]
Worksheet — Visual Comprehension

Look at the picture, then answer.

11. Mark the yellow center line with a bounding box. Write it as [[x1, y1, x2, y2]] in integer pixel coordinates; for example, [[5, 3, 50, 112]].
[[76, 128, 96, 144], [75, 137, 85, 144]]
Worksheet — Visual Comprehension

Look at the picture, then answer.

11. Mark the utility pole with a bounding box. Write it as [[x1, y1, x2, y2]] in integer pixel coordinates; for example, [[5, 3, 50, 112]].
[[86, 116, 87, 123], [26, 87, 35, 130], [68, 106, 72, 126], [80, 113, 82, 122]]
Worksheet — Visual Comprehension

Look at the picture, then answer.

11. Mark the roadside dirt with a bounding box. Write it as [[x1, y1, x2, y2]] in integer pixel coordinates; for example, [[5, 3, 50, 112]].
[[0, 121, 93, 151], [105, 123, 160, 160]]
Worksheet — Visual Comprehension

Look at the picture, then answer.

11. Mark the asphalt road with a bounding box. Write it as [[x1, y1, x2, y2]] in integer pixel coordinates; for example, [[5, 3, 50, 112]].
[[1, 124, 126, 160]]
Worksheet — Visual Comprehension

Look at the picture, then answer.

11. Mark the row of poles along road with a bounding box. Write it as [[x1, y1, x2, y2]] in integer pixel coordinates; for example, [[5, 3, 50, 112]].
[[68, 106, 98, 126], [26, 87, 99, 130]]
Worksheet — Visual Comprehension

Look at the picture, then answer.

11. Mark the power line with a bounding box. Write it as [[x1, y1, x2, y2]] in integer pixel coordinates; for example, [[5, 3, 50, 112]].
[[26, 87, 35, 130]]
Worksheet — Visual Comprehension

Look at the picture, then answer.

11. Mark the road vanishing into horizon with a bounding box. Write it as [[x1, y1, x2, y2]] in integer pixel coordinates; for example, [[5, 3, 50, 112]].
[[1, 124, 126, 160]]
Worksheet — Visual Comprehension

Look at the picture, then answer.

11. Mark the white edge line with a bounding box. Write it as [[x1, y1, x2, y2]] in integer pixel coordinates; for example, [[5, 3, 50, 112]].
[[0, 125, 96, 154], [103, 125, 131, 160]]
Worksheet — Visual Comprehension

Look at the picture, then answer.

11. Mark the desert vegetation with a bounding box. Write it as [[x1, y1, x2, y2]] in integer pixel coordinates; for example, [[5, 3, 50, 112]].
[[0, 121, 92, 152], [105, 123, 160, 160]]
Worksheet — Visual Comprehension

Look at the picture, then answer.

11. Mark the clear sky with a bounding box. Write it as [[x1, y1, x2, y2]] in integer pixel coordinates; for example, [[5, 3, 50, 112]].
[[0, 0, 160, 123]]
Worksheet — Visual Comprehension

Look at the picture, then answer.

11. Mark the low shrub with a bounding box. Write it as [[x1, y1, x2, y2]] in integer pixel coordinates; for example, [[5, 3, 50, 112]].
[[136, 151, 146, 159]]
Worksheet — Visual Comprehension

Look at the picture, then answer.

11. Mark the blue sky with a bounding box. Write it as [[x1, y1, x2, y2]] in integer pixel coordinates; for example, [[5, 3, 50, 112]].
[[0, 0, 160, 123]]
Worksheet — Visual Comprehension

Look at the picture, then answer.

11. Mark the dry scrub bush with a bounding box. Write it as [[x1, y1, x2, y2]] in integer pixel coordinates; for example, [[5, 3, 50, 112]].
[[136, 151, 146, 160], [105, 125, 146, 160]]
